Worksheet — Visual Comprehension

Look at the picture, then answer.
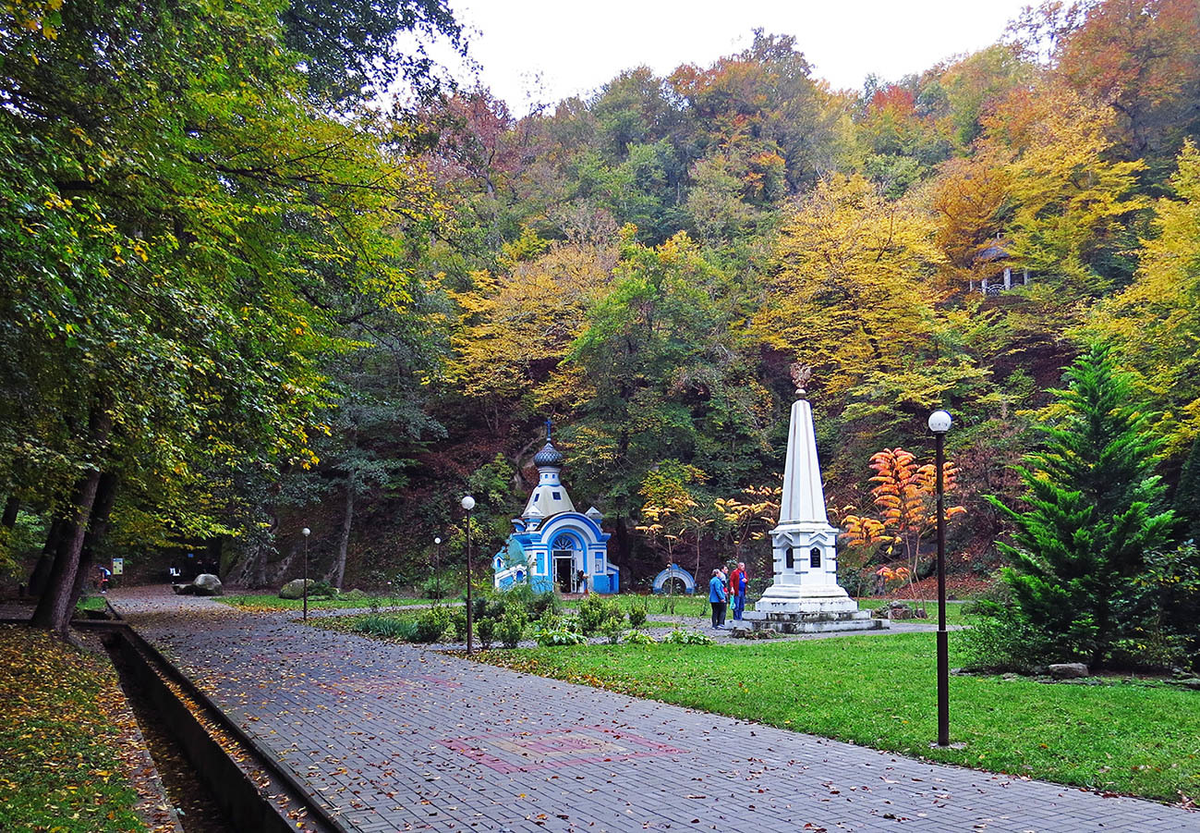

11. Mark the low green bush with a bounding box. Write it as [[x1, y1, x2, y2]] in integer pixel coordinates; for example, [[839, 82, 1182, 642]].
[[476, 617, 495, 649], [602, 617, 624, 645], [534, 627, 587, 647], [414, 606, 451, 643], [497, 611, 526, 648], [623, 630, 656, 645], [959, 603, 1059, 672], [662, 629, 714, 646], [627, 598, 649, 630], [578, 594, 623, 635], [451, 610, 469, 642]]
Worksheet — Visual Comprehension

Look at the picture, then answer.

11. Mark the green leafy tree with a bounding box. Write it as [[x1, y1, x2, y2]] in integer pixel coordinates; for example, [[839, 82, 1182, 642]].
[[0, 0, 457, 630], [1175, 437, 1200, 545], [988, 344, 1175, 666]]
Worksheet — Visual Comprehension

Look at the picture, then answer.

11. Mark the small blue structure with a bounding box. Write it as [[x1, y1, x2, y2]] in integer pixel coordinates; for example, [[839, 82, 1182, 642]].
[[651, 565, 696, 595], [494, 420, 619, 594]]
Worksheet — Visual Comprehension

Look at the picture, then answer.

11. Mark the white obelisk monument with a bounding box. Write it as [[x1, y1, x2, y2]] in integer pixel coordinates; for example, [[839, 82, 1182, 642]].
[[744, 366, 885, 632]]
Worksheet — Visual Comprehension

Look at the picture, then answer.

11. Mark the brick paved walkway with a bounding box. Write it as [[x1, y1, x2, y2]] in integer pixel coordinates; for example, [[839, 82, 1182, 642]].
[[111, 587, 1198, 833]]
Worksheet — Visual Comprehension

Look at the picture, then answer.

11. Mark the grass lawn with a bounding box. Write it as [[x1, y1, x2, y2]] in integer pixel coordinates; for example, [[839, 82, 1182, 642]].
[[76, 595, 109, 613], [0, 625, 146, 832], [478, 631, 1199, 804], [219, 593, 439, 611]]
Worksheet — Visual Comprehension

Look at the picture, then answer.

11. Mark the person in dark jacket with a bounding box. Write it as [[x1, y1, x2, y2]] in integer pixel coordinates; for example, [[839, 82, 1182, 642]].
[[708, 569, 727, 629]]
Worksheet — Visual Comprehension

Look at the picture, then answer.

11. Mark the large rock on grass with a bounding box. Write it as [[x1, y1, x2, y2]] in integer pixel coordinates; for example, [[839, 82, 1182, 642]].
[[1048, 663, 1089, 680], [193, 574, 223, 596], [279, 578, 314, 599]]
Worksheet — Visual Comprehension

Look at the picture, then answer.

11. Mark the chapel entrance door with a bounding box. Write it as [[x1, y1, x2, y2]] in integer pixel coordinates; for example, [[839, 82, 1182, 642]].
[[553, 553, 574, 593]]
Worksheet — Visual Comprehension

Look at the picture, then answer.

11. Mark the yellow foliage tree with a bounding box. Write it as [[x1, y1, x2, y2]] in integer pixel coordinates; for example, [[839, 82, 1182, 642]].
[[1086, 140, 1200, 454], [984, 85, 1147, 298], [445, 236, 618, 429], [753, 174, 943, 401]]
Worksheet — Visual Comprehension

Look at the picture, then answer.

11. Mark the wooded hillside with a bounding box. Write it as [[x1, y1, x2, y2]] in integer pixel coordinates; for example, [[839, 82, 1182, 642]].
[[4, 0, 1199, 605]]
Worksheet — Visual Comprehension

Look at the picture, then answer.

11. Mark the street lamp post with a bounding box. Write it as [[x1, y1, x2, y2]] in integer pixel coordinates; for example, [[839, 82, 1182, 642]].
[[928, 409, 952, 747], [433, 536, 442, 604], [461, 496, 476, 654], [302, 527, 311, 623]]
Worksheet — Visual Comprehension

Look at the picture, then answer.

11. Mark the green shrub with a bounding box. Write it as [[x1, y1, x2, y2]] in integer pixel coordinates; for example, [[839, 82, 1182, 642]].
[[627, 598, 649, 630], [505, 583, 559, 618], [623, 630, 656, 645], [497, 611, 526, 648], [414, 607, 451, 643], [662, 629, 714, 646], [959, 603, 1060, 672], [476, 617, 496, 650], [308, 580, 337, 598], [534, 627, 587, 647], [451, 610, 469, 642], [354, 614, 419, 641], [602, 617, 624, 645], [420, 575, 455, 600], [578, 594, 623, 635]]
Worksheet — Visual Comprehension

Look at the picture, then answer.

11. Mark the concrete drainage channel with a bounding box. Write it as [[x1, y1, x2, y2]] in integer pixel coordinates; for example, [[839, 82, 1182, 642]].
[[79, 615, 346, 833]]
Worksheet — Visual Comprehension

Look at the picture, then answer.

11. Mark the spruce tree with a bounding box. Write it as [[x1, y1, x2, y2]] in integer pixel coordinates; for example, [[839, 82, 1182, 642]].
[[990, 344, 1175, 666]]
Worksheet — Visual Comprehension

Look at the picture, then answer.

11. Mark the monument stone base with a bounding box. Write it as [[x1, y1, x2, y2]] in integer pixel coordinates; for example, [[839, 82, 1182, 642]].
[[742, 607, 885, 633], [743, 584, 888, 633]]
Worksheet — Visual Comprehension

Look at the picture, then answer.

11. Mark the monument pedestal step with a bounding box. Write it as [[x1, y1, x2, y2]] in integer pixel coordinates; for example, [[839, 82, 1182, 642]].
[[742, 608, 888, 634]]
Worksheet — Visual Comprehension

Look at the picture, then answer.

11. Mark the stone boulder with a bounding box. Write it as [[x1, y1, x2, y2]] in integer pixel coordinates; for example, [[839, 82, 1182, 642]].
[[193, 574, 223, 596], [279, 578, 315, 600], [1048, 663, 1089, 680], [172, 575, 223, 596]]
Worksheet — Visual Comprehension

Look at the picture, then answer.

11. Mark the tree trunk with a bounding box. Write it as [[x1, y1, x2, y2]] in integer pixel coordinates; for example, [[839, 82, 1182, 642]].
[[30, 405, 111, 633], [28, 518, 65, 596], [1, 495, 18, 528], [30, 469, 103, 631], [67, 473, 118, 612], [332, 482, 354, 589]]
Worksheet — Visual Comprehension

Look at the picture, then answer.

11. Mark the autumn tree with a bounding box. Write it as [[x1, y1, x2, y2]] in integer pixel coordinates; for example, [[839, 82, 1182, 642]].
[[1054, 0, 1200, 171], [635, 460, 713, 579], [753, 173, 942, 402], [841, 448, 964, 600], [986, 85, 1148, 298], [1085, 141, 1200, 454]]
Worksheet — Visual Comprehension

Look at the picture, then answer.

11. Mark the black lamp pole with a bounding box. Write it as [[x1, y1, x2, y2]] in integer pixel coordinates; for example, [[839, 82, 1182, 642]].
[[928, 410, 951, 747], [434, 535, 442, 604], [302, 527, 311, 622], [462, 496, 475, 653]]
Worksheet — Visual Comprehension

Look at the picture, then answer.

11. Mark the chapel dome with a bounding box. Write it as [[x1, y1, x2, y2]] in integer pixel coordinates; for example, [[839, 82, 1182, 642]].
[[533, 441, 565, 468]]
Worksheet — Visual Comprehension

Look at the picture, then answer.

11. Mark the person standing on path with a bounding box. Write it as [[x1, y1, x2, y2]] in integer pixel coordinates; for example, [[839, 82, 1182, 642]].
[[728, 562, 747, 621], [709, 569, 727, 629]]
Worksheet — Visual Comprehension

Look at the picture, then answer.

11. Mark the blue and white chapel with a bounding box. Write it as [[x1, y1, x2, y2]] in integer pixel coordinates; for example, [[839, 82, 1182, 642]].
[[493, 421, 619, 594]]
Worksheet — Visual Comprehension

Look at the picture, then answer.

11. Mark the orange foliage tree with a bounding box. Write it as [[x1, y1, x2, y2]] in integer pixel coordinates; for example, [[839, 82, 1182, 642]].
[[841, 448, 965, 601]]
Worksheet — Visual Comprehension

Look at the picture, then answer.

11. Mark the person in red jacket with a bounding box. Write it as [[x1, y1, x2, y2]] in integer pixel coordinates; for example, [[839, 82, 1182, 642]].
[[728, 562, 747, 621]]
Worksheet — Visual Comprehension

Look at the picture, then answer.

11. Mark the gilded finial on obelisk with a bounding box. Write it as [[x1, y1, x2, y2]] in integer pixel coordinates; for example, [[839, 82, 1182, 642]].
[[790, 363, 812, 399]]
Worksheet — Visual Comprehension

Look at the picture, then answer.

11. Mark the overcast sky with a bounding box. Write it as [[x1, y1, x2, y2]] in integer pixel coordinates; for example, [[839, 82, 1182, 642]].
[[437, 0, 1033, 114]]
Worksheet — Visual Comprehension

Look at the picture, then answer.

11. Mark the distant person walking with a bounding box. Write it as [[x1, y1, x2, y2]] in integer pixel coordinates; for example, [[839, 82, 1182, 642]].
[[709, 569, 727, 629], [97, 565, 111, 594], [728, 561, 748, 621]]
